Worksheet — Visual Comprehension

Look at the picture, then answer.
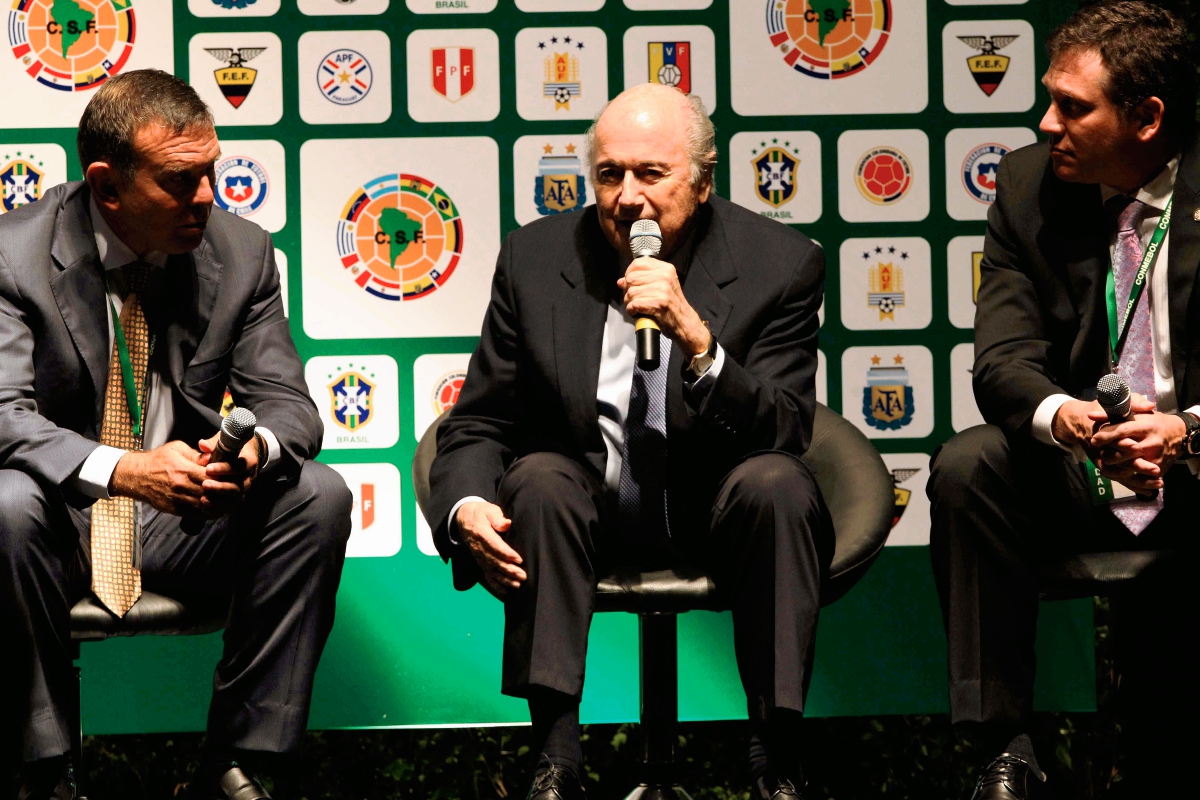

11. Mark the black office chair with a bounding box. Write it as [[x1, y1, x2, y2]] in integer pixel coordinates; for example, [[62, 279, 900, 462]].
[[413, 403, 896, 799]]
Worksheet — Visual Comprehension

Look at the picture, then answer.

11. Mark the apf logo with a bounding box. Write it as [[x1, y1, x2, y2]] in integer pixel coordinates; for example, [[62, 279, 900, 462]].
[[213, 156, 269, 217], [534, 143, 587, 216], [962, 143, 1008, 205], [863, 354, 914, 431], [648, 41, 689, 93], [432, 46, 474, 101], [1, 152, 45, 212], [766, 0, 892, 80], [318, 48, 373, 104], [206, 47, 265, 108], [8, 0, 136, 92], [855, 146, 913, 205], [336, 173, 464, 301]]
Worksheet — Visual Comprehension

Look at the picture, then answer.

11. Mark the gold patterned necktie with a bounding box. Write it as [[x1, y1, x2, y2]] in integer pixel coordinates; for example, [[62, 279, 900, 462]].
[[90, 262, 151, 617]]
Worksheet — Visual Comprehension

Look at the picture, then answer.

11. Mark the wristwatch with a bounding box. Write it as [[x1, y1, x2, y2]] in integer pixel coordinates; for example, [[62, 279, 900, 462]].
[[1175, 411, 1200, 459], [684, 324, 718, 381]]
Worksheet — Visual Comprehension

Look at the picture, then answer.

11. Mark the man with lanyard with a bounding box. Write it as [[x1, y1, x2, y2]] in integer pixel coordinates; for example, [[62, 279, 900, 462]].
[[926, 3, 1200, 797]]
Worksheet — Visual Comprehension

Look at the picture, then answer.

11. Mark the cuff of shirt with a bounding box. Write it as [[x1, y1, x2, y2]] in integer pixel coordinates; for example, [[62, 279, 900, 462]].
[[1185, 406, 1200, 478], [683, 344, 726, 406], [74, 445, 127, 500], [1031, 393, 1087, 463], [255, 426, 281, 471], [447, 496, 487, 545]]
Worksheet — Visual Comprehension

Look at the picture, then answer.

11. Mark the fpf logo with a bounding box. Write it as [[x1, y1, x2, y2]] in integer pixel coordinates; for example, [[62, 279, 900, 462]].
[[766, 0, 892, 80], [432, 46, 473, 101], [8, 0, 136, 91]]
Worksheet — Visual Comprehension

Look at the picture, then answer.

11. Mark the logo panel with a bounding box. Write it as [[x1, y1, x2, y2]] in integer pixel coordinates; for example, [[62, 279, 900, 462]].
[[413, 352, 472, 440], [328, 463, 402, 558], [514, 28, 607, 121], [406, 28, 500, 122], [942, 20, 1035, 114], [839, 237, 932, 331], [840, 346, 934, 440], [320, 48, 373, 104], [622, 25, 716, 113], [881, 453, 931, 546], [305, 355, 399, 449], [727, 131, 821, 223], [765, 0, 892, 80], [837, 129, 929, 223], [214, 155, 269, 215], [950, 342, 984, 432], [298, 30, 392, 124], [301, 0, 391, 15], [188, 0, 281, 17], [1, 145, 67, 214], [7, 0, 136, 92], [512, 134, 594, 226], [189, 33, 282, 126], [209, 140, 286, 232], [946, 235, 984, 329], [944, 127, 1036, 221]]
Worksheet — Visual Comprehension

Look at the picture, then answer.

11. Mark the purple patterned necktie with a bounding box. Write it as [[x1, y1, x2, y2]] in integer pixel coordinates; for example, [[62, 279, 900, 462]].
[[1107, 196, 1163, 535]]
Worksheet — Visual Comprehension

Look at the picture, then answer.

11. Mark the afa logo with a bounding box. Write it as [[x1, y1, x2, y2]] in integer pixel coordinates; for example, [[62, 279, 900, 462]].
[[329, 370, 374, 431], [958, 35, 1018, 97], [319, 48, 373, 105], [539, 35, 582, 111], [432, 46, 474, 102], [962, 143, 1007, 205], [213, 156, 268, 217], [752, 140, 799, 210], [863, 354, 914, 431], [535, 143, 587, 216], [432, 370, 466, 414], [864, 244, 907, 320], [766, 0, 892, 80], [206, 48, 265, 108], [890, 467, 920, 528], [648, 42, 689, 93], [7, 0, 136, 92], [1, 153, 45, 213], [336, 173, 464, 301], [855, 146, 912, 205]]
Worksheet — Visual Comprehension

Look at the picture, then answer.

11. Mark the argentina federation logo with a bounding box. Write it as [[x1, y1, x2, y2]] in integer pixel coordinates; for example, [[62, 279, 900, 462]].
[[336, 173, 464, 301], [766, 0, 892, 80], [329, 371, 374, 431], [8, 0, 136, 92], [213, 156, 269, 217], [535, 144, 587, 216], [962, 143, 1008, 205], [648, 41, 689, 93], [855, 146, 912, 205], [863, 354, 914, 431], [1, 153, 45, 213], [318, 48, 373, 105], [432, 370, 467, 415]]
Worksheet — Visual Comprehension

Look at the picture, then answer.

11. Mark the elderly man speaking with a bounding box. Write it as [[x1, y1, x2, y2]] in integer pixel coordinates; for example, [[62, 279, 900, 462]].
[[428, 83, 830, 798]]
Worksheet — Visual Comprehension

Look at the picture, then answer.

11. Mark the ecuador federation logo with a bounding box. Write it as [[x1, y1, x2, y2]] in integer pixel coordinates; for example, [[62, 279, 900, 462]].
[[752, 142, 799, 209], [863, 354, 914, 431], [213, 156, 268, 217], [329, 371, 374, 431], [958, 35, 1018, 97], [855, 146, 912, 205], [206, 48, 265, 108], [1, 152, 45, 212], [864, 244, 907, 321], [890, 467, 920, 528], [319, 48, 373, 105], [7, 0, 136, 92], [648, 42, 689, 93], [432, 370, 466, 415], [540, 35, 582, 111], [535, 143, 587, 216], [766, 0, 892, 80], [336, 173, 464, 302], [962, 143, 1007, 205], [432, 46, 474, 102]]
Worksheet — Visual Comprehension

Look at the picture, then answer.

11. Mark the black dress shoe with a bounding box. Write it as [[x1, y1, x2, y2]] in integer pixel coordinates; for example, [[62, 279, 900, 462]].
[[182, 766, 272, 800], [525, 757, 585, 800], [15, 757, 74, 800], [970, 753, 1047, 800], [754, 775, 806, 800]]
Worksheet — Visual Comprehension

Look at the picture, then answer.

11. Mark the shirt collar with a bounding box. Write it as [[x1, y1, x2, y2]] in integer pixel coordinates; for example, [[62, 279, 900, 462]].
[[1100, 154, 1180, 211], [88, 196, 169, 271]]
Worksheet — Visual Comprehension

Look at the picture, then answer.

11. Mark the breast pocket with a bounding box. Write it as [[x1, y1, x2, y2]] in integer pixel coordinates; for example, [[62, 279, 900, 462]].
[[183, 342, 235, 393]]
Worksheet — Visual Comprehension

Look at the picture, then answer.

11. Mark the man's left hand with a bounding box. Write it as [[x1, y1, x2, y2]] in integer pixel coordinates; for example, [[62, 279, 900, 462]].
[[619, 256, 710, 357], [1088, 408, 1187, 492], [196, 432, 261, 514]]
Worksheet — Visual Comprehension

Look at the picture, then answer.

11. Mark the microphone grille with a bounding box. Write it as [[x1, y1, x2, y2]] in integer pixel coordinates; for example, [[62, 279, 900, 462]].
[[1096, 373, 1129, 408], [629, 219, 662, 258], [222, 406, 258, 441]]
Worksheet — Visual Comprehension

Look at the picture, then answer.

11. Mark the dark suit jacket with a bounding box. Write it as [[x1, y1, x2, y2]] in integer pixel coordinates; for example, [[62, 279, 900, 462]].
[[974, 133, 1200, 440], [0, 182, 321, 506], [428, 195, 825, 590]]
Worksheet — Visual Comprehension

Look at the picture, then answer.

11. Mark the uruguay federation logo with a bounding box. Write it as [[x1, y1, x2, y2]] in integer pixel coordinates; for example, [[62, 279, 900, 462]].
[[865, 245, 907, 320], [213, 156, 268, 217], [539, 35, 582, 110], [8, 0, 136, 92], [329, 371, 374, 431], [336, 173, 464, 301], [962, 143, 1008, 205], [766, 0, 892, 80], [318, 48, 373, 105], [535, 144, 587, 216], [863, 354, 914, 431], [1, 155, 45, 212]]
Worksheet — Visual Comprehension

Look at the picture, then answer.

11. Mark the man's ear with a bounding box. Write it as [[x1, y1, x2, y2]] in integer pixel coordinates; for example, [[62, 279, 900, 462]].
[[1132, 96, 1166, 144], [85, 161, 122, 210]]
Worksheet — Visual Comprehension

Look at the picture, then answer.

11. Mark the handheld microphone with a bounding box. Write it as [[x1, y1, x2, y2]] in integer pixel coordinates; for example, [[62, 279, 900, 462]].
[[181, 407, 257, 534], [629, 219, 663, 371], [1096, 373, 1132, 424]]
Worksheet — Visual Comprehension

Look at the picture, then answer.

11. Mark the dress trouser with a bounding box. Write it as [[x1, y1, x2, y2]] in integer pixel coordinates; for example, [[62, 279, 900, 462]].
[[927, 425, 1198, 785], [495, 451, 834, 716], [0, 460, 352, 763]]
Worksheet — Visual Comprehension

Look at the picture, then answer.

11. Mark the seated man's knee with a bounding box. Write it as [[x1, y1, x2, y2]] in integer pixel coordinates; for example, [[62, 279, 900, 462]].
[[723, 452, 818, 513], [498, 452, 590, 509], [928, 425, 1009, 504], [296, 461, 354, 546], [0, 470, 50, 561]]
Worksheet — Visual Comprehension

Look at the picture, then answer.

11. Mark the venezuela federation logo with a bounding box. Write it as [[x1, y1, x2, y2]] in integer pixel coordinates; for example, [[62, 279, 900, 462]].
[[8, 0, 136, 92], [766, 0, 892, 80], [855, 146, 912, 205], [336, 173, 464, 302], [213, 156, 268, 217], [648, 41, 690, 93], [961, 143, 1007, 205]]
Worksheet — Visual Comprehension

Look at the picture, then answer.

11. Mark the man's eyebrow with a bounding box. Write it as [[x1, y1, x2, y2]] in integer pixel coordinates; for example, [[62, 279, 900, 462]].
[[595, 159, 672, 170]]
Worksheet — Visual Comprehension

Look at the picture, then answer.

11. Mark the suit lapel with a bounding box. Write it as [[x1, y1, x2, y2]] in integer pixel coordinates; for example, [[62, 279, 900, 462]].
[[1168, 135, 1200, 399], [162, 241, 225, 400]]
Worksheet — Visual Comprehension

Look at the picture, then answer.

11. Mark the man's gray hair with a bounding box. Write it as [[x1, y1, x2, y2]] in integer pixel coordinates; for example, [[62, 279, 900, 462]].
[[585, 91, 718, 187], [77, 69, 214, 181]]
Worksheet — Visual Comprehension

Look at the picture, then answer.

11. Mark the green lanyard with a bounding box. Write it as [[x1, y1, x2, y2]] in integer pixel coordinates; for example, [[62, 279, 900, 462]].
[[106, 275, 154, 438], [1104, 195, 1173, 366]]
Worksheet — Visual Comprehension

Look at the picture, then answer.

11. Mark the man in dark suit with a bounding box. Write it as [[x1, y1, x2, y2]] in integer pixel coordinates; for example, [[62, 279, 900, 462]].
[[428, 83, 830, 799], [0, 71, 352, 800], [927, 3, 1199, 797]]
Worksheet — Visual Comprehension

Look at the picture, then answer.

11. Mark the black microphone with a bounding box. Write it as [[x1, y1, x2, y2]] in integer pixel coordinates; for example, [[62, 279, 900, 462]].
[[181, 407, 257, 534], [630, 219, 663, 371], [1096, 373, 1132, 424]]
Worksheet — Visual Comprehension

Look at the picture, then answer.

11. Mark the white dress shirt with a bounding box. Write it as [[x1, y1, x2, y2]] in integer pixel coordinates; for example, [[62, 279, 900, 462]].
[[72, 200, 280, 500]]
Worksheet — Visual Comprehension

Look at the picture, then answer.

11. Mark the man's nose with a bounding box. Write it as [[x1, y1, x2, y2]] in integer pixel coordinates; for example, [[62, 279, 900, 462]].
[[618, 171, 643, 208], [195, 174, 215, 206], [1039, 104, 1062, 136]]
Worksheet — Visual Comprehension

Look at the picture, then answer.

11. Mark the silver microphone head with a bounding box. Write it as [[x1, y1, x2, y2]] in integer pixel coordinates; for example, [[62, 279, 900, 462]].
[[1096, 373, 1131, 422], [629, 219, 662, 258], [221, 406, 258, 445]]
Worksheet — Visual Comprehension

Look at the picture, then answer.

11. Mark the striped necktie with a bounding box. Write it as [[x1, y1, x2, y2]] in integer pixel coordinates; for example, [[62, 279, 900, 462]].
[[617, 338, 672, 540]]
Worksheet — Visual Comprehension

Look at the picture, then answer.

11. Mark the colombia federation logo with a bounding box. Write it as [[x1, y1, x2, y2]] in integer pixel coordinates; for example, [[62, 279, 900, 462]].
[[431, 370, 466, 414], [855, 146, 912, 205], [336, 173, 464, 302], [961, 143, 1007, 205], [8, 0, 136, 92], [766, 0, 892, 80], [213, 156, 268, 217]]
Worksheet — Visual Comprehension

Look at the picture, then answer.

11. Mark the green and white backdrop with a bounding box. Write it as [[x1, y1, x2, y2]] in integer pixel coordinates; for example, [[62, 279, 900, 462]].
[[0, 0, 1095, 733]]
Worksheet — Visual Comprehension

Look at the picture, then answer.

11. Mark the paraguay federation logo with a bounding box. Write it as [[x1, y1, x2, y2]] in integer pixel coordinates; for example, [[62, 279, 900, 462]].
[[864, 244, 907, 320], [962, 143, 1008, 205], [766, 0, 892, 80], [8, 0, 136, 92], [539, 35, 582, 111], [1, 152, 45, 213], [336, 173, 464, 302], [535, 144, 587, 216], [432, 370, 467, 415], [959, 35, 1018, 97], [863, 354, 914, 431], [855, 146, 912, 205], [752, 142, 799, 209], [432, 46, 474, 102], [648, 42, 689, 93], [318, 48, 373, 105], [213, 156, 268, 217], [329, 371, 374, 431], [206, 48, 265, 109]]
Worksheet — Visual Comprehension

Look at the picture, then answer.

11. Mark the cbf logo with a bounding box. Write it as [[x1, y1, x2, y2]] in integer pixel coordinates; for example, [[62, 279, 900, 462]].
[[539, 35, 582, 111], [958, 35, 1019, 97], [962, 143, 1008, 205], [213, 156, 269, 217], [318, 49, 373, 105], [864, 244, 907, 320], [863, 354, 914, 430], [336, 173, 464, 301], [648, 42, 689, 93], [7, 0, 136, 92], [535, 144, 587, 216], [855, 146, 912, 205], [752, 140, 799, 211], [1, 153, 45, 213], [329, 370, 374, 431], [432, 370, 466, 414], [766, 0, 892, 80]]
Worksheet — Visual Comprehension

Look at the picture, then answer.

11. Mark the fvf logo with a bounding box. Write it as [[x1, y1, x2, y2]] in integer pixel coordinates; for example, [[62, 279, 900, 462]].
[[432, 47, 475, 102]]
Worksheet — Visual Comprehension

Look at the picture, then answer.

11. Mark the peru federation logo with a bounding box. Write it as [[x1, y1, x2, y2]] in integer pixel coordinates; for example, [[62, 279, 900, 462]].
[[432, 46, 474, 102], [432, 370, 466, 415], [753, 144, 798, 208], [336, 173, 464, 302], [648, 42, 689, 93], [865, 244, 907, 320], [1, 154, 45, 212], [962, 143, 1008, 205], [535, 144, 587, 216], [958, 35, 1018, 97], [863, 354, 914, 431], [855, 146, 912, 205], [766, 0, 892, 80], [319, 48, 373, 105], [8, 0, 136, 92], [206, 48, 265, 108], [329, 371, 374, 431], [540, 36, 582, 111], [213, 156, 269, 217]]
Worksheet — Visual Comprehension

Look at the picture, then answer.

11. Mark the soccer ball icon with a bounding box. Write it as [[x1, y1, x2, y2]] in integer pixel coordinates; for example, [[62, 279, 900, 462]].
[[657, 63, 682, 87], [878, 297, 895, 314], [554, 87, 573, 105], [859, 150, 911, 203]]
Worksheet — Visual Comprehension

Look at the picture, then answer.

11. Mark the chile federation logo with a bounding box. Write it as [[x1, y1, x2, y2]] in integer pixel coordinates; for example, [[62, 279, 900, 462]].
[[8, 0, 136, 92], [962, 143, 1008, 205], [336, 173, 464, 302], [766, 0, 892, 80], [214, 156, 269, 217]]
